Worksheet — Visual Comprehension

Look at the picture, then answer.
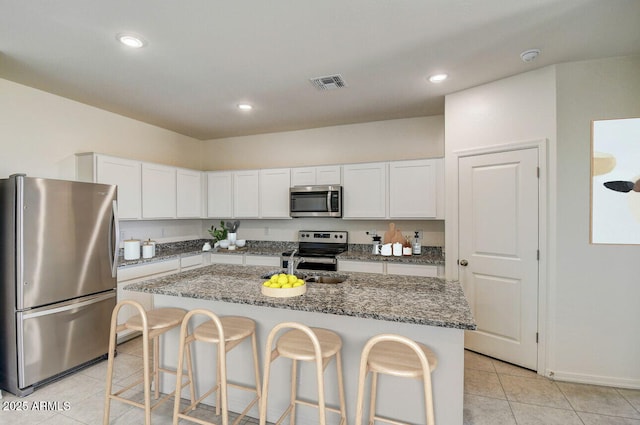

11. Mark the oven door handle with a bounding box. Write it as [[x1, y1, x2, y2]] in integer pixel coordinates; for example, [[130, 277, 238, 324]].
[[302, 257, 337, 264]]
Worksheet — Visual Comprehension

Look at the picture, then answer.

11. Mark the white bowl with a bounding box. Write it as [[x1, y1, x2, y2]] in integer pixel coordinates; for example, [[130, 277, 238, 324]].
[[235, 239, 246, 248], [218, 240, 230, 249]]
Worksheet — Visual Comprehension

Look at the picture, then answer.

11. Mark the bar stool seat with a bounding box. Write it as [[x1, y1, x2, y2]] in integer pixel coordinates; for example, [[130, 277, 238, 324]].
[[173, 311, 261, 425], [367, 340, 438, 377], [126, 307, 186, 333], [355, 334, 438, 425], [259, 322, 346, 425], [104, 301, 195, 425]]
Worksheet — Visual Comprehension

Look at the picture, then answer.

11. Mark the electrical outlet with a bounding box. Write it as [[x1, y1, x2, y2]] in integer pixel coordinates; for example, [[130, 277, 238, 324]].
[[264, 227, 270, 236], [119, 230, 125, 241]]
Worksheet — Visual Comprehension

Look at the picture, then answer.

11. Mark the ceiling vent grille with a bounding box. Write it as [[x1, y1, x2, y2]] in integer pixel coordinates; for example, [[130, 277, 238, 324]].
[[309, 74, 348, 90]]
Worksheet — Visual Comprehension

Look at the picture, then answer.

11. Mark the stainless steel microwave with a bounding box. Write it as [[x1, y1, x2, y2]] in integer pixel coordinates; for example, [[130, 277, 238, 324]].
[[290, 185, 342, 217]]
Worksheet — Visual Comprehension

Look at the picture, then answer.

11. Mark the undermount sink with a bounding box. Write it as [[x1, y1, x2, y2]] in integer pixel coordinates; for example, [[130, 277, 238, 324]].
[[304, 275, 347, 284]]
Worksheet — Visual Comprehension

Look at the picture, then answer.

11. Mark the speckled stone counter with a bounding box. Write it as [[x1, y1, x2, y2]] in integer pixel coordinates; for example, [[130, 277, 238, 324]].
[[135, 264, 472, 424], [337, 250, 445, 265], [124, 264, 473, 329], [118, 239, 292, 268]]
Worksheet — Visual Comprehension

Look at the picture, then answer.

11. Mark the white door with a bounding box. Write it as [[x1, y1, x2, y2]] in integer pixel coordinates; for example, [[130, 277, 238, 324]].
[[458, 148, 539, 369]]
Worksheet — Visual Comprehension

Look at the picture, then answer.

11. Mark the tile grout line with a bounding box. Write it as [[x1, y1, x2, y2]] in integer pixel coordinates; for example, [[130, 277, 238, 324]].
[[494, 368, 520, 425]]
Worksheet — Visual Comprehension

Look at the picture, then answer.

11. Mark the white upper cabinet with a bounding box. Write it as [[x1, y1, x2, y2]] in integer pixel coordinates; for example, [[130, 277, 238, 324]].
[[206, 171, 233, 218], [142, 163, 176, 219], [76, 153, 142, 220], [260, 168, 291, 218], [291, 165, 341, 186], [176, 168, 203, 218], [342, 162, 387, 218], [233, 170, 260, 218], [389, 159, 442, 218], [342, 158, 444, 220]]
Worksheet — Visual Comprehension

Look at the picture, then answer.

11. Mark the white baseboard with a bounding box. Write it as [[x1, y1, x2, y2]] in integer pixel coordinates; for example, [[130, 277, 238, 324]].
[[547, 369, 640, 390]]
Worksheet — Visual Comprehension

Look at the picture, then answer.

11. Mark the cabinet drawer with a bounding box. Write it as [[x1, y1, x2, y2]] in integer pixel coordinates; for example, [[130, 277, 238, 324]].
[[338, 260, 384, 274], [210, 254, 244, 265], [386, 263, 439, 277], [181, 254, 204, 270], [117, 259, 180, 282], [245, 255, 280, 267]]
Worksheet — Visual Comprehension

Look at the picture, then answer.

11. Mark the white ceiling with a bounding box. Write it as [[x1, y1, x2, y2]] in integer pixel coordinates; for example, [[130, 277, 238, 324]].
[[1, 0, 639, 140]]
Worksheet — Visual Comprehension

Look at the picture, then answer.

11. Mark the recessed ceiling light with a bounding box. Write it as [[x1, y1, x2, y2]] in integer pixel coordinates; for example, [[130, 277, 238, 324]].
[[116, 33, 146, 48], [237, 103, 253, 111], [428, 73, 448, 83]]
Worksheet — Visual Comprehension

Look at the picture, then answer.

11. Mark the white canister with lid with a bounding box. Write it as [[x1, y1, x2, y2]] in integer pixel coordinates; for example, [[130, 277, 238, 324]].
[[392, 242, 403, 257], [124, 239, 141, 260], [142, 243, 154, 259]]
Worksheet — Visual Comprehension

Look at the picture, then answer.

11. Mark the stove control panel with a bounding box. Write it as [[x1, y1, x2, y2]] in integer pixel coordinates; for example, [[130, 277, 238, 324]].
[[298, 231, 348, 244]]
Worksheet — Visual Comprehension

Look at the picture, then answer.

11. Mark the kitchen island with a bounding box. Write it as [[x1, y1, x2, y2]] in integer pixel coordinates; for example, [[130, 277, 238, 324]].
[[124, 264, 475, 425]]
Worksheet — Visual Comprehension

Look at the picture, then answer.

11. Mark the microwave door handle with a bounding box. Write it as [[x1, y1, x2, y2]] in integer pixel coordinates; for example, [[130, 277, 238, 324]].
[[327, 190, 331, 212]]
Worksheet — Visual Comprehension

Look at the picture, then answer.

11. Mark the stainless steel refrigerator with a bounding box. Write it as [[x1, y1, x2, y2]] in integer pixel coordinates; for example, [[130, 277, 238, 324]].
[[0, 174, 118, 396]]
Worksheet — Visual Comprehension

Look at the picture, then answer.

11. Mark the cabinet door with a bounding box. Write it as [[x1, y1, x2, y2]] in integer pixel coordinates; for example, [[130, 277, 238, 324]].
[[291, 167, 317, 187], [342, 162, 387, 218], [260, 168, 291, 218], [389, 159, 437, 218], [234, 170, 260, 218], [207, 171, 233, 218], [316, 165, 342, 185], [96, 155, 141, 219], [142, 163, 176, 219], [176, 168, 203, 218]]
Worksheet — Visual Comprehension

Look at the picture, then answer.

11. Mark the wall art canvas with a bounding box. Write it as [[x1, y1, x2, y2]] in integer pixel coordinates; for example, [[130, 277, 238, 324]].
[[591, 117, 640, 244]]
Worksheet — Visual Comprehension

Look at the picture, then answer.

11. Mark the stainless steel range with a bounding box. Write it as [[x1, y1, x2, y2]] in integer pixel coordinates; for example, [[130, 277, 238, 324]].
[[281, 231, 348, 272]]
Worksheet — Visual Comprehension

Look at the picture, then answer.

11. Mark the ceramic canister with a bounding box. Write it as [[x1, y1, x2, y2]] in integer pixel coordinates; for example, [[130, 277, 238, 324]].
[[124, 239, 141, 260]]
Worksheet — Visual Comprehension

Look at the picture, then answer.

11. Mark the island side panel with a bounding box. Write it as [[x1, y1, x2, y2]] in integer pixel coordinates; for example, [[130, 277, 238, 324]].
[[154, 294, 464, 425]]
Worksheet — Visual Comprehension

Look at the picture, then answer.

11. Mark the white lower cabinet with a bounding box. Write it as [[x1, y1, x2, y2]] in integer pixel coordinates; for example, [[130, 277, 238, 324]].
[[245, 255, 280, 267], [210, 253, 244, 265], [116, 259, 180, 342], [339, 260, 441, 277], [338, 260, 385, 274], [386, 263, 440, 277], [180, 253, 206, 270]]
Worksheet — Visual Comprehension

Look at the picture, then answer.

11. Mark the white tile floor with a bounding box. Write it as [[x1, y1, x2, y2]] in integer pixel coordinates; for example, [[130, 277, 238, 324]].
[[1, 337, 639, 424]]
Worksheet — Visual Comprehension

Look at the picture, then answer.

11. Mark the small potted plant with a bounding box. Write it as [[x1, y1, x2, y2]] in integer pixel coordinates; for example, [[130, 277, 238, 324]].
[[207, 221, 228, 248]]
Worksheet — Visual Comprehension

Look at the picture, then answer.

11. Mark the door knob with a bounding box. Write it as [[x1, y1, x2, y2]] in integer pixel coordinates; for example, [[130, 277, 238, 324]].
[[459, 259, 468, 267]]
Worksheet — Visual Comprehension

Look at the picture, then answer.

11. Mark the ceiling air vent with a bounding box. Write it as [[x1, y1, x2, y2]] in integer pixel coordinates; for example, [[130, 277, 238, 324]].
[[309, 74, 348, 90]]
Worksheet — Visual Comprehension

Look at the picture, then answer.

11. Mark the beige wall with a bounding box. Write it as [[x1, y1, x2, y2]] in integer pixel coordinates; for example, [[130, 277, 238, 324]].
[[0, 78, 203, 180], [553, 55, 640, 387], [202, 116, 444, 170], [445, 55, 640, 388], [201, 115, 446, 246]]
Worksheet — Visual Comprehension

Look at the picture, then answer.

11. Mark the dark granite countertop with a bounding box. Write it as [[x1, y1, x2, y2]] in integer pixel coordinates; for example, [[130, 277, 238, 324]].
[[123, 264, 475, 330]]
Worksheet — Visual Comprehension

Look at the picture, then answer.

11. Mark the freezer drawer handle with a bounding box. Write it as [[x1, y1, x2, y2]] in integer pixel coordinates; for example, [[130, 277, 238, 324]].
[[20, 292, 116, 320]]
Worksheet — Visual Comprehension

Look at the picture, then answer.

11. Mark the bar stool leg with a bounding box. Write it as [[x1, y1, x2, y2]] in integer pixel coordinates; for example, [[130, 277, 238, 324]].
[[251, 331, 262, 401], [335, 352, 347, 425], [153, 335, 160, 400], [290, 359, 298, 425], [368, 371, 378, 425]]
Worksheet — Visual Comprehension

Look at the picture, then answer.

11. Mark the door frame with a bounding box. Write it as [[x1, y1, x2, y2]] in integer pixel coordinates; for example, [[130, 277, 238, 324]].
[[446, 139, 548, 375]]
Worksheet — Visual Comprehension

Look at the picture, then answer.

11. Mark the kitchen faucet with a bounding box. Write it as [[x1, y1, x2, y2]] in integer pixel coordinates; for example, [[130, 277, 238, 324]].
[[287, 249, 305, 275]]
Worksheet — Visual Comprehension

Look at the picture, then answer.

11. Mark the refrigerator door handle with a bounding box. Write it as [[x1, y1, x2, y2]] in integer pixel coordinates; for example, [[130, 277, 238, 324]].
[[109, 200, 119, 278]]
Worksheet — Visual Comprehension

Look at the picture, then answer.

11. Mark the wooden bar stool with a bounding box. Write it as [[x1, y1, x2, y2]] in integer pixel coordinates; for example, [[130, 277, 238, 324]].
[[354, 334, 438, 425], [103, 300, 195, 425], [259, 322, 346, 425], [172, 309, 261, 425]]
